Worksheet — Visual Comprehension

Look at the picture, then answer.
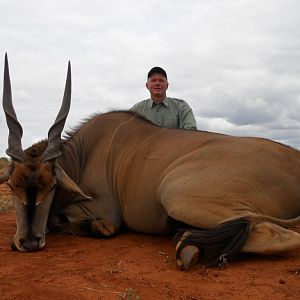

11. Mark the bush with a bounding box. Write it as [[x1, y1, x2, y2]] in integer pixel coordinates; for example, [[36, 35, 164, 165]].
[[0, 157, 9, 170]]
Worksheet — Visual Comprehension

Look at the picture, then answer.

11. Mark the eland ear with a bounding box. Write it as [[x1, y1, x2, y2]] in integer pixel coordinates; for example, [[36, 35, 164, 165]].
[[54, 161, 91, 200]]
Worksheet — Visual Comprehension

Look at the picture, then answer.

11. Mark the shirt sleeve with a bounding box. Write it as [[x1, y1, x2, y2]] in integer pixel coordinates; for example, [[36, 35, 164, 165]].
[[129, 102, 143, 115], [178, 100, 197, 130], [129, 103, 138, 112]]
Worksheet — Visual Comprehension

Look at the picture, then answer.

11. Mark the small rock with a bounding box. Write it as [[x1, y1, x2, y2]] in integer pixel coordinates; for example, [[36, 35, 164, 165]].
[[279, 279, 286, 284]]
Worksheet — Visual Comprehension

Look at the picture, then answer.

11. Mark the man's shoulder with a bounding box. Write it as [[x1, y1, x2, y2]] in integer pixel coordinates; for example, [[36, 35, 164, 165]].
[[167, 97, 187, 103], [130, 99, 149, 110], [137, 99, 150, 104], [167, 97, 190, 107]]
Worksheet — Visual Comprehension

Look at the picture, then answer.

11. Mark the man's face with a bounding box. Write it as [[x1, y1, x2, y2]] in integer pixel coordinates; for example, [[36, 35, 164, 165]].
[[146, 73, 169, 101]]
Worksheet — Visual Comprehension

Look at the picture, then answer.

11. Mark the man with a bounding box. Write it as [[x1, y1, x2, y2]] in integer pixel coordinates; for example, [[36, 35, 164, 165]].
[[130, 67, 197, 130]]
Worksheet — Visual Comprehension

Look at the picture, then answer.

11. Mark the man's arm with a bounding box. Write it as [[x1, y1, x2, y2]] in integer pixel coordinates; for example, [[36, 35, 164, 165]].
[[178, 100, 197, 130], [129, 100, 146, 115], [129, 103, 139, 112]]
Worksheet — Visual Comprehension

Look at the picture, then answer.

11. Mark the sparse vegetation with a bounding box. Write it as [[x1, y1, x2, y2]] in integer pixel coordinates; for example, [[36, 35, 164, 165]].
[[0, 156, 12, 211], [0, 156, 9, 170]]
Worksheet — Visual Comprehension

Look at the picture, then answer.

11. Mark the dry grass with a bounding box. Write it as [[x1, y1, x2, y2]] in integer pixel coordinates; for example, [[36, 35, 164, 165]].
[[0, 185, 13, 212], [0, 199, 13, 212], [0, 197, 13, 212], [0, 157, 9, 170], [0, 157, 12, 212]]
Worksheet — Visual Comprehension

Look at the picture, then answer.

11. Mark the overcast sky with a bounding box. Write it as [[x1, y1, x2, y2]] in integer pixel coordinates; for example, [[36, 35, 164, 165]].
[[1, 0, 300, 156]]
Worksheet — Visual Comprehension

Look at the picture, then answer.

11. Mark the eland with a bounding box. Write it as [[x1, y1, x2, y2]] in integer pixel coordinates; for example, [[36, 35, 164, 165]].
[[1, 55, 300, 269]]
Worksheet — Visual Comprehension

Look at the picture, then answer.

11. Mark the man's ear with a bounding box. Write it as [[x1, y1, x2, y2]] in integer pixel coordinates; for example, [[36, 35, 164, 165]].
[[54, 161, 91, 200], [146, 82, 149, 90]]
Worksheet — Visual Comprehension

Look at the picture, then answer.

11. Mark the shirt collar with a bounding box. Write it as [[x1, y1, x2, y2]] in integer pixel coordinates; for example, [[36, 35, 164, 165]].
[[148, 97, 169, 108]]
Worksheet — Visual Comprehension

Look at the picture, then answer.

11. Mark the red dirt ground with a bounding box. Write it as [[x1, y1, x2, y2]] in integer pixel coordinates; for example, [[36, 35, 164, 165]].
[[0, 183, 300, 300]]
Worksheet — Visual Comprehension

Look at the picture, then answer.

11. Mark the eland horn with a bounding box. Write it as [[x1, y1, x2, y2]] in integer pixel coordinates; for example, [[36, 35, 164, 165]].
[[2, 53, 25, 162], [42, 61, 71, 161]]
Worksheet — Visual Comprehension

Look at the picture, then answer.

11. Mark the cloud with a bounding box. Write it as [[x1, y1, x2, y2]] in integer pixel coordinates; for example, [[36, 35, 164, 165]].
[[1, 0, 300, 155]]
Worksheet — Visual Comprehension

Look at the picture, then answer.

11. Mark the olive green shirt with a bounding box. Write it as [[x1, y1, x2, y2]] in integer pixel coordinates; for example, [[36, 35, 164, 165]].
[[130, 97, 197, 130]]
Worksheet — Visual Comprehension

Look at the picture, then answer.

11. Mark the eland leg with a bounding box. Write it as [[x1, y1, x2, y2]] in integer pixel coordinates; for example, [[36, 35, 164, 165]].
[[49, 199, 120, 237], [160, 192, 251, 269], [174, 218, 250, 269], [48, 213, 116, 237], [242, 221, 300, 254]]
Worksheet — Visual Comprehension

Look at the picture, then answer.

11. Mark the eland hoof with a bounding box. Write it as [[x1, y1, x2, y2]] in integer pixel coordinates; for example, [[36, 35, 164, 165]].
[[176, 245, 199, 270], [91, 219, 115, 237], [10, 241, 18, 251]]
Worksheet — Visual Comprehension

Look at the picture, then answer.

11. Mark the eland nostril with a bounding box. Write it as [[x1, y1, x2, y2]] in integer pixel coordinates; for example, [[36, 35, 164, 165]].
[[22, 238, 40, 252]]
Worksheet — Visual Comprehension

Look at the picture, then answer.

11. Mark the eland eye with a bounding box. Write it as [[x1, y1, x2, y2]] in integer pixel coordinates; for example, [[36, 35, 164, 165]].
[[7, 182, 14, 191], [50, 183, 57, 191]]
